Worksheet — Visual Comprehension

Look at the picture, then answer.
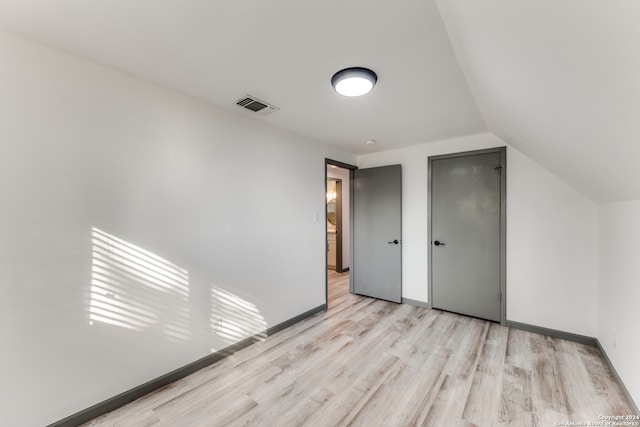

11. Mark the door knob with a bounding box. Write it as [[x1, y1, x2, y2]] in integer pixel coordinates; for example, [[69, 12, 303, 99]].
[[388, 239, 400, 245], [434, 240, 446, 247]]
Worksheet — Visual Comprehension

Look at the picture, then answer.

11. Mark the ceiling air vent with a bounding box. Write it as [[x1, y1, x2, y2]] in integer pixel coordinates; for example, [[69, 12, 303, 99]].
[[235, 95, 279, 116]]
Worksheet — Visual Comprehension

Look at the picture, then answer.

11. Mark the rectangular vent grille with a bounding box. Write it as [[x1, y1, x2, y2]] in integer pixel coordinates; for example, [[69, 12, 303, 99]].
[[235, 95, 279, 116]]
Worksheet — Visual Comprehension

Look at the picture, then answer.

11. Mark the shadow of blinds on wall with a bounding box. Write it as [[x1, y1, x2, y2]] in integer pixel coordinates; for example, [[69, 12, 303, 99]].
[[88, 228, 190, 342]]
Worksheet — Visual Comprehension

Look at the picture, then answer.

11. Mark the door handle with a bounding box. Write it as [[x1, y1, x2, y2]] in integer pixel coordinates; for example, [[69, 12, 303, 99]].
[[388, 239, 400, 245], [434, 240, 446, 247]]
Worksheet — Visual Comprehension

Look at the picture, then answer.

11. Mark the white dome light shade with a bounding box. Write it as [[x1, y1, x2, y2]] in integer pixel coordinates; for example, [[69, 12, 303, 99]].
[[331, 67, 377, 97]]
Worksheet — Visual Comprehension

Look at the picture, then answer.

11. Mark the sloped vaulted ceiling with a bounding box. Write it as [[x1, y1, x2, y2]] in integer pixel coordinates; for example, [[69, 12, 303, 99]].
[[437, 0, 640, 202]]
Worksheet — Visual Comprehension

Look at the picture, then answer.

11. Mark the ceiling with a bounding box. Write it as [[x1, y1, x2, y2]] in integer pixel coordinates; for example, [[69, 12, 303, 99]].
[[0, 0, 638, 202], [0, 0, 485, 155]]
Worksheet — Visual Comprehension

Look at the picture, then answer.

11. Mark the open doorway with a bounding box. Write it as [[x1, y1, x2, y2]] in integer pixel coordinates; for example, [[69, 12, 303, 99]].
[[325, 159, 356, 309]]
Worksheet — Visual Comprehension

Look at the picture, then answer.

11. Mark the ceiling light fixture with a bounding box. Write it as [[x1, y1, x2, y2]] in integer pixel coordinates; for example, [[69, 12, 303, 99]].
[[331, 67, 377, 97]]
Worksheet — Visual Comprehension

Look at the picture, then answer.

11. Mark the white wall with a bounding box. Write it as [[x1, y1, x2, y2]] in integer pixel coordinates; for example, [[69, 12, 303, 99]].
[[0, 31, 355, 427], [357, 133, 597, 336], [507, 147, 597, 336], [598, 201, 640, 407], [327, 166, 350, 269]]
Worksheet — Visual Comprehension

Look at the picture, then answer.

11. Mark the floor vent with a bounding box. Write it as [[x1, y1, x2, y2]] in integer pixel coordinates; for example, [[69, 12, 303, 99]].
[[235, 95, 279, 116]]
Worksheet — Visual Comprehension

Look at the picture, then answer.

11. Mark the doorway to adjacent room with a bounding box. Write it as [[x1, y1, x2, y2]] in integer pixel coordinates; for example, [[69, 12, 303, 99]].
[[325, 160, 354, 308]]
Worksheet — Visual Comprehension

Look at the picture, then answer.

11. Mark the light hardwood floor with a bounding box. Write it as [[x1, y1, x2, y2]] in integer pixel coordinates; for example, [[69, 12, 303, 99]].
[[84, 271, 634, 426]]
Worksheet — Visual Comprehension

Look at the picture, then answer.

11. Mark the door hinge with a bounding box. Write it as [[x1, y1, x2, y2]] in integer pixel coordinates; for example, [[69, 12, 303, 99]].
[[498, 292, 503, 302], [493, 165, 505, 176]]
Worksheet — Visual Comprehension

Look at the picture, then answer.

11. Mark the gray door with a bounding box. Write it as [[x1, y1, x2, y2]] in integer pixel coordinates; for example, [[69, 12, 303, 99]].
[[353, 165, 402, 303], [430, 150, 505, 322]]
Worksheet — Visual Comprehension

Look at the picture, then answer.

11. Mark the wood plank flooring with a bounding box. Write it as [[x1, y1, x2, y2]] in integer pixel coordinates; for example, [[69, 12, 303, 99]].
[[83, 271, 635, 426]]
